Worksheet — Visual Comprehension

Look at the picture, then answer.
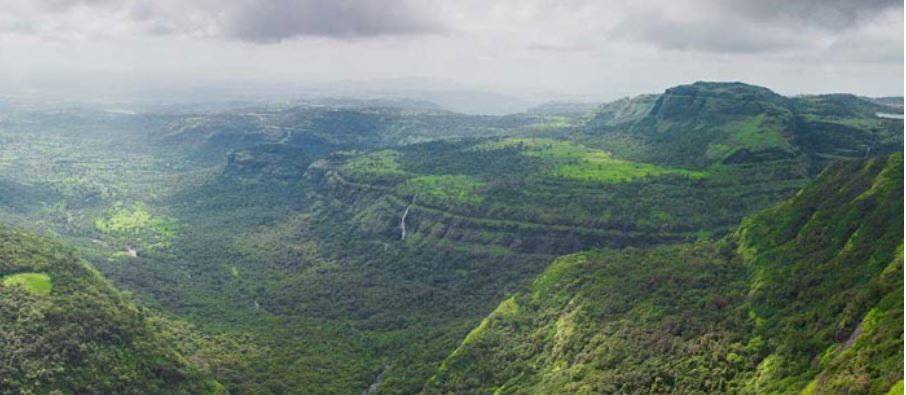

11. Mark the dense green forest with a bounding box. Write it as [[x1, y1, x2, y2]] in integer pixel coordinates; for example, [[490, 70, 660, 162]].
[[428, 153, 903, 394], [0, 225, 222, 394], [0, 82, 901, 393]]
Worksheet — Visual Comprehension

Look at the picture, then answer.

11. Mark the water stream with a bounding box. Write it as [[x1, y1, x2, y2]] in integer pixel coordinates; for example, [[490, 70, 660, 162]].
[[400, 195, 415, 240]]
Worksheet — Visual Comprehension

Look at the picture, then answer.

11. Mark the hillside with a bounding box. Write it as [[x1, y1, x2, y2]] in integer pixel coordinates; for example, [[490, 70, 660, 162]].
[[427, 153, 903, 394], [0, 82, 900, 394], [583, 82, 903, 171], [583, 94, 660, 128], [0, 224, 221, 394], [158, 106, 571, 162], [526, 101, 599, 116]]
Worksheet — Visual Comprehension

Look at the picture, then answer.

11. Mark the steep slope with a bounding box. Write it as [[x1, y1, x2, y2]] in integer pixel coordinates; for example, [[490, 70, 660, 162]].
[[586, 82, 799, 168], [583, 82, 903, 171], [0, 224, 221, 394], [428, 243, 750, 394], [428, 153, 902, 394], [583, 94, 660, 128], [737, 153, 903, 394]]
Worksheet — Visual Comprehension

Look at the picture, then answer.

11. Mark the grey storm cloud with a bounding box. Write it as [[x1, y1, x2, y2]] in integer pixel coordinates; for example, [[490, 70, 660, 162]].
[[0, 0, 901, 99], [5, 0, 901, 51], [6, 0, 445, 42], [611, 11, 811, 54], [216, 0, 444, 42], [35, 0, 122, 10], [611, 0, 903, 54], [721, 0, 903, 29]]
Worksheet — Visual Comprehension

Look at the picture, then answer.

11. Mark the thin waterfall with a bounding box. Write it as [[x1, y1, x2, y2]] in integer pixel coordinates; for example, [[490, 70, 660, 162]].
[[400, 195, 415, 240]]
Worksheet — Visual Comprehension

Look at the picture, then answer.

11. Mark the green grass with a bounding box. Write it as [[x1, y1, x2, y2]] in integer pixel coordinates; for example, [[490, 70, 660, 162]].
[[555, 151, 705, 182], [705, 115, 794, 160], [340, 150, 405, 177], [523, 115, 576, 130], [397, 175, 485, 205], [886, 380, 903, 395], [733, 115, 793, 150], [94, 202, 180, 246], [531, 252, 588, 298], [96, 204, 154, 233], [801, 113, 885, 131], [2, 272, 51, 295], [474, 138, 706, 183]]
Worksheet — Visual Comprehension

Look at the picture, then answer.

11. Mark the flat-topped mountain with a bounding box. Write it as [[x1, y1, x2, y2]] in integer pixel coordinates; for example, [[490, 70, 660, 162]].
[[584, 82, 903, 170]]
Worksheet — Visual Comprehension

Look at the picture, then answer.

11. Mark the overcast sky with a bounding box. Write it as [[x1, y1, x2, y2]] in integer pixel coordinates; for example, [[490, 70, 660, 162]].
[[0, 0, 902, 101]]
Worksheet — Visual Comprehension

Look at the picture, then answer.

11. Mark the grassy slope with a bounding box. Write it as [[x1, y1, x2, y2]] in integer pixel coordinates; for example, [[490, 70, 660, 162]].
[[0, 224, 221, 394], [428, 244, 750, 394], [588, 82, 799, 169], [2, 272, 52, 295], [472, 138, 706, 183], [737, 153, 903, 394], [429, 153, 903, 394]]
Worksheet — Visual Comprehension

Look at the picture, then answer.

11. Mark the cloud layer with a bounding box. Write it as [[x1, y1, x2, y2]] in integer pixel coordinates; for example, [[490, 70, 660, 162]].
[[1, 0, 444, 42], [0, 0, 902, 98], [2, 0, 901, 53], [218, 0, 443, 42], [609, 0, 903, 54]]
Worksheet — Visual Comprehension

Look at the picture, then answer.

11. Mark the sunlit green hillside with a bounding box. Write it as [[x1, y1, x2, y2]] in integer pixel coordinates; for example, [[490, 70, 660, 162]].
[[429, 154, 903, 394]]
